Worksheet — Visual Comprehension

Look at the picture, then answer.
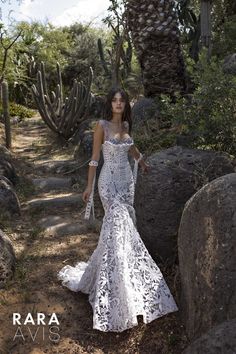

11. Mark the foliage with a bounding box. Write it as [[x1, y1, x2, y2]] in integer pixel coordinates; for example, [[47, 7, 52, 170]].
[[100, 0, 142, 95], [0, 101, 35, 119], [212, 14, 236, 58], [0, 21, 112, 102], [134, 127, 177, 156], [159, 52, 236, 155], [61, 23, 108, 94], [0, 21, 71, 106], [31, 62, 93, 140], [176, 0, 201, 62], [176, 0, 236, 62]]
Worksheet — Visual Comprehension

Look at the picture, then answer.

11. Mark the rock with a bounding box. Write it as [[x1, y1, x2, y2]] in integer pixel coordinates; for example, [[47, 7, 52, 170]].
[[36, 160, 79, 174], [178, 173, 236, 340], [0, 177, 21, 215], [0, 229, 16, 288], [134, 146, 235, 265], [68, 119, 92, 146], [37, 215, 93, 237], [80, 131, 94, 156], [0, 158, 18, 184], [223, 53, 236, 75], [131, 97, 159, 128], [32, 177, 73, 192], [182, 319, 236, 354], [24, 194, 84, 211], [0, 145, 17, 184], [0, 145, 12, 162]]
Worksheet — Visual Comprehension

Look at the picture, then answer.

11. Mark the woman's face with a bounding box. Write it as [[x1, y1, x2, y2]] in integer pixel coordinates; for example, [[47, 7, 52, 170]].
[[111, 92, 126, 115]]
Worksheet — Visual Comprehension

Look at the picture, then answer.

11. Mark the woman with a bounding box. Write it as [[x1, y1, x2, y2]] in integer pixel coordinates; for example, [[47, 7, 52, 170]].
[[57, 88, 178, 332]]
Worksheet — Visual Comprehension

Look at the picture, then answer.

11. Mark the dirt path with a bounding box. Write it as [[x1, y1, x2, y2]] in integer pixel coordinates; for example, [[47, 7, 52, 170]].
[[0, 116, 189, 354]]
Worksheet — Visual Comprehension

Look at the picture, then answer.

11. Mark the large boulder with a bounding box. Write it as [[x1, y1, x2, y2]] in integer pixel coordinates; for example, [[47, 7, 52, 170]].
[[0, 145, 12, 162], [0, 158, 17, 184], [70, 118, 95, 147], [134, 146, 235, 265], [0, 177, 21, 216], [182, 319, 236, 354], [0, 229, 16, 288], [178, 173, 236, 340], [131, 97, 159, 128], [0, 145, 17, 184]]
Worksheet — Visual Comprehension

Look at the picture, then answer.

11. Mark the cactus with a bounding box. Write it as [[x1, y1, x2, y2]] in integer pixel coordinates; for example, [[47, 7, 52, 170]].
[[97, 38, 111, 79], [2, 81, 11, 149], [31, 62, 93, 140], [26, 54, 38, 78], [97, 36, 132, 86]]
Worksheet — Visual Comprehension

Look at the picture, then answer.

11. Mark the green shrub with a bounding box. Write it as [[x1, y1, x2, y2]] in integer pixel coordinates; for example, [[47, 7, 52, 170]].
[[0, 102, 35, 120], [160, 53, 236, 156]]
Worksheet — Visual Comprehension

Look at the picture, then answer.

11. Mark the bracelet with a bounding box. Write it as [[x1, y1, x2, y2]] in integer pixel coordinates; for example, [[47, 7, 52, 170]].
[[89, 160, 98, 167]]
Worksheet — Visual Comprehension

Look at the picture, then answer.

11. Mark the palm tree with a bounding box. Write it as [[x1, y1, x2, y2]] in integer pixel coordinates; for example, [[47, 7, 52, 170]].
[[125, 0, 188, 97]]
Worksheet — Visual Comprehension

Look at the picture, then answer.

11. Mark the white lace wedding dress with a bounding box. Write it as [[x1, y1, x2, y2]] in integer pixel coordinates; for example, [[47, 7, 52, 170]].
[[57, 119, 178, 332]]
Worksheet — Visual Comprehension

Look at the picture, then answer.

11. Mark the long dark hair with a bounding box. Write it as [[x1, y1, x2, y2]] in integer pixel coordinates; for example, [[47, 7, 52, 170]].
[[103, 87, 132, 134]]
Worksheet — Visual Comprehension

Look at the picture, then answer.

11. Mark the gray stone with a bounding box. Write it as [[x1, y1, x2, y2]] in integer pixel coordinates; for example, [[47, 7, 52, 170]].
[[134, 146, 235, 265], [38, 215, 101, 236], [0, 158, 18, 184], [0, 229, 16, 288], [80, 131, 94, 156], [36, 160, 79, 174], [32, 177, 72, 192], [183, 319, 236, 354], [69, 119, 91, 146], [131, 97, 160, 128], [178, 173, 236, 340], [24, 194, 84, 211], [0, 145, 12, 162], [0, 177, 21, 215], [38, 215, 88, 237]]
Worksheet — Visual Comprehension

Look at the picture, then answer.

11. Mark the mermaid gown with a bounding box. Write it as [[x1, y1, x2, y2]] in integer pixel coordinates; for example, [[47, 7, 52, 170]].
[[57, 119, 178, 332]]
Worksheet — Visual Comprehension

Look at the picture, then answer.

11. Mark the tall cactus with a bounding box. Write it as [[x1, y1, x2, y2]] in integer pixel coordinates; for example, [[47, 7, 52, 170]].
[[98, 36, 132, 86], [31, 62, 93, 140], [98, 38, 111, 79], [2, 81, 11, 149]]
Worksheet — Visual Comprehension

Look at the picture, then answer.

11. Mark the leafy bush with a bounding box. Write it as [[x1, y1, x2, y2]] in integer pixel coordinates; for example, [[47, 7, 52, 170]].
[[0, 102, 35, 119], [159, 53, 236, 156]]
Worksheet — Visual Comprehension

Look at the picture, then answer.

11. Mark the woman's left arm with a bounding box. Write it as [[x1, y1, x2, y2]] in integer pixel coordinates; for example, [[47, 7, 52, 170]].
[[128, 145, 150, 173]]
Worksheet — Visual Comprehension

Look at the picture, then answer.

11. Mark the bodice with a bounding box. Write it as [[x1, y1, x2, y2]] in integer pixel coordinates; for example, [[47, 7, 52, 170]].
[[100, 119, 134, 165], [84, 119, 139, 220]]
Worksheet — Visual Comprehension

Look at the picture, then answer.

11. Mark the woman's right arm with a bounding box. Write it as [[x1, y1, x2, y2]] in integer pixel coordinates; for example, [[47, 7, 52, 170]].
[[82, 121, 104, 203]]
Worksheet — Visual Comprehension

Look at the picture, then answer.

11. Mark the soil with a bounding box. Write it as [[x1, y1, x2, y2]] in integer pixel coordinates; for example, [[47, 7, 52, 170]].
[[0, 115, 190, 354]]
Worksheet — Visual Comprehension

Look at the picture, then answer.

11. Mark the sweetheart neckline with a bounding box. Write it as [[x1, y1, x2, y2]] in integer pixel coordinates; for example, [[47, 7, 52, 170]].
[[102, 138, 134, 146]]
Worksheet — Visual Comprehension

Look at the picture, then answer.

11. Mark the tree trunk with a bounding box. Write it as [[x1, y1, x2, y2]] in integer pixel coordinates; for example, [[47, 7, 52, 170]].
[[125, 0, 188, 97], [2, 81, 11, 149]]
